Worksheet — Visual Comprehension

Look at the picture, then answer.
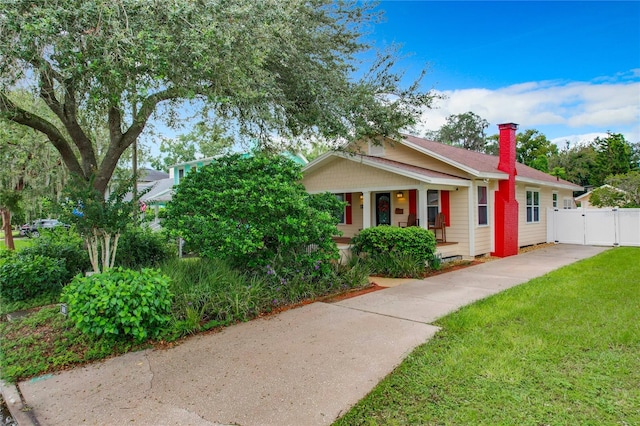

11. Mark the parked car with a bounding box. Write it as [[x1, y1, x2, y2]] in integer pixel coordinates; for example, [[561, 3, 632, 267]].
[[21, 219, 70, 238]]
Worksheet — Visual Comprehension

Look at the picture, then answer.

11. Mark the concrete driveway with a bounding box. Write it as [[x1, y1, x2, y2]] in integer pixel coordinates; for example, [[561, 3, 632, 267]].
[[9, 244, 608, 425]]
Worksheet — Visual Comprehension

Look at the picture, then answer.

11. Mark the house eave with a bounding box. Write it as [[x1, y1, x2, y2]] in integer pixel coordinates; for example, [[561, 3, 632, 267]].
[[337, 152, 471, 187], [516, 176, 583, 191]]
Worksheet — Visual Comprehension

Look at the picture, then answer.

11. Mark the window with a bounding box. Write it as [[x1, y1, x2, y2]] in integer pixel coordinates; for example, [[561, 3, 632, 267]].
[[477, 186, 488, 225], [563, 198, 573, 209], [526, 189, 540, 223], [552, 192, 558, 208], [335, 193, 345, 224], [427, 190, 439, 226]]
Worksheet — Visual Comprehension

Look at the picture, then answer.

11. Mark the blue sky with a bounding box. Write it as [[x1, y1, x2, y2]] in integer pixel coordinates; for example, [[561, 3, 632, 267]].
[[371, 0, 640, 146]]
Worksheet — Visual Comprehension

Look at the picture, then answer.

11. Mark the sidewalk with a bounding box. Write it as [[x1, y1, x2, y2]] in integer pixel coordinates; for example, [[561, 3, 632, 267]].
[[9, 244, 608, 425]]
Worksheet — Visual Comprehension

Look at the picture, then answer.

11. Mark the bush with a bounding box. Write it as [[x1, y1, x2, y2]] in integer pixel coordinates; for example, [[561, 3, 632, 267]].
[[115, 226, 176, 269], [351, 225, 437, 265], [21, 228, 90, 283], [61, 267, 173, 341], [163, 153, 342, 272], [0, 253, 67, 302]]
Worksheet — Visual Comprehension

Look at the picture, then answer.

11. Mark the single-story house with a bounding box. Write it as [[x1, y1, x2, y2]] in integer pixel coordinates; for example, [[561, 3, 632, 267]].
[[574, 184, 629, 209], [301, 123, 584, 259]]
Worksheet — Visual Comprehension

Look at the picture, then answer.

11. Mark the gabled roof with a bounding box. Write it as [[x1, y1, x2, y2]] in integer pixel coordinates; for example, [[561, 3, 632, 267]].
[[303, 134, 583, 191], [141, 178, 174, 203], [400, 134, 581, 190], [139, 168, 170, 182], [345, 154, 471, 186], [401, 134, 505, 177]]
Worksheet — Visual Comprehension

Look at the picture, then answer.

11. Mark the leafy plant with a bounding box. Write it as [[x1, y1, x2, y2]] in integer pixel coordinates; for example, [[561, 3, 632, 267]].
[[164, 153, 342, 272], [351, 225, 437, 265], [21, 227, 90, 282], [115, 226, 176, 269], [0, 253, 66, 302], [58, 176, 141, 273], [61, 267, 173, 341], [365, 251, 426, 278]]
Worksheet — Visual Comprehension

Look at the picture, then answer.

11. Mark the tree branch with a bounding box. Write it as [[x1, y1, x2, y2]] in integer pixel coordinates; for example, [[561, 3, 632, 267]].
[[94, 87, 183, 194], [0, 93, 84, 177], [30, 57, 98, 175]]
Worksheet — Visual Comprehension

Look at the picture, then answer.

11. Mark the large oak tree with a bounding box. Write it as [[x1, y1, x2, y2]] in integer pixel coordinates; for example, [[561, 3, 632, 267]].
[[0, 0, 435, 195]]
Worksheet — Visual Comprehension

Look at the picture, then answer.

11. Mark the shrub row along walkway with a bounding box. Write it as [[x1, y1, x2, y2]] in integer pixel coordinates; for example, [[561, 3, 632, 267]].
[[12, 244, 608, 425]]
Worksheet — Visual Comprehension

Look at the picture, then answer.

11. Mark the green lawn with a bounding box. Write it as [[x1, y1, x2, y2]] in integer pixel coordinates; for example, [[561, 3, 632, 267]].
[[335, 247, 640, 425], [0, 231, 32, 251]]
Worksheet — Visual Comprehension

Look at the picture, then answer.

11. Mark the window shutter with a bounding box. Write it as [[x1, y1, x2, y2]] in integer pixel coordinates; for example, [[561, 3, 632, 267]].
[[441, 190, 451, 226], [345, 193, 352, 224], [409, 189, 417, 214]]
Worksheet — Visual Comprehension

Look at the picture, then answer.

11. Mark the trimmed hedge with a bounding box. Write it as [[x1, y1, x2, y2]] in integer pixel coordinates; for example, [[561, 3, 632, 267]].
[[351, 225, 437, 265]]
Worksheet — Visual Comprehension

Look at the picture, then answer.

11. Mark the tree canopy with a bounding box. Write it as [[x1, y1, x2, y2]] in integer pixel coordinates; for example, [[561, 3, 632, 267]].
[[589, 171, 640, 208], [0, 0, 436, 195], [149, 121, 234, 171], [435, 112, 489, 152], [516, 129, 558, 172]]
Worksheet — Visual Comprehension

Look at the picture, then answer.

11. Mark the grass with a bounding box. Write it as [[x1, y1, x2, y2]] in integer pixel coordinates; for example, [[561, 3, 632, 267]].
[[0, 306, 145, 382], [335, 247, 640, 425], [0, 235, 33, 251]]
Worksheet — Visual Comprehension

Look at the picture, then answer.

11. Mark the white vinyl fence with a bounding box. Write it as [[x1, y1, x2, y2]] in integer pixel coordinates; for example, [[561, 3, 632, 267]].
[[547, 208, 640, 247]]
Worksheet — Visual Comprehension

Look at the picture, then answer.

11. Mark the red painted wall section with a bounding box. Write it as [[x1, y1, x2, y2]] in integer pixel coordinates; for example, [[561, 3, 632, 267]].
[[345, 193, 352, 225], [409, 189, 417, 215], [441, 190, 451, 226], [492, 123, 519, 257]]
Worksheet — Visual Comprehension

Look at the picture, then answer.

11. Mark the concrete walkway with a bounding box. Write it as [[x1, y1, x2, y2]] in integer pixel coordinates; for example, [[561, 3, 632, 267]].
[[8, 244, 608, 426]]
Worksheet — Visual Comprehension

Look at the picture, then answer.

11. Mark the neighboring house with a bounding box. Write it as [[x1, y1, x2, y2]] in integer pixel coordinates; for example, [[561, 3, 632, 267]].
[[574, 184, 627, 209], [301, 123, 583, 259]]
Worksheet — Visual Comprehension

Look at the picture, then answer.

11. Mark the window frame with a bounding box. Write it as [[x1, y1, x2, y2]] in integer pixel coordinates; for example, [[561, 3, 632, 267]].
[[335, 193, 346, 224], [563, 198, 573, 209], [477, 185, 488, 226], [526, 188, 540, 223], [427, 189, 439, 226]]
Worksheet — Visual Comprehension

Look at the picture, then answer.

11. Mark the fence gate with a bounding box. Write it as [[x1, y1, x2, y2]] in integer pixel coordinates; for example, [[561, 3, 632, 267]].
[[547, 208, 640, 247]]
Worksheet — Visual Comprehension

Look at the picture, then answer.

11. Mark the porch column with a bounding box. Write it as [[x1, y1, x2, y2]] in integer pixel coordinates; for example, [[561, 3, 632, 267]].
[[418, 187, 428, 228], [362, 191, 372, 229]]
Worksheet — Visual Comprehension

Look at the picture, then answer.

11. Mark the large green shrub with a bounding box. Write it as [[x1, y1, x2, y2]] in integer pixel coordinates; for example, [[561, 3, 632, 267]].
[[21, 228, 90, 282], [61, 267, 173, 341], [163, 153, 343, 271], [115, 226, 176, 269], [351, 225, 437, 275], [0, 253, 67, 302]]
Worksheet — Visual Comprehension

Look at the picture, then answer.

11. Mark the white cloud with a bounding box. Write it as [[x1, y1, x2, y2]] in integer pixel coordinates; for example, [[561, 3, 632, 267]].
[[414, 72, 640, 143]]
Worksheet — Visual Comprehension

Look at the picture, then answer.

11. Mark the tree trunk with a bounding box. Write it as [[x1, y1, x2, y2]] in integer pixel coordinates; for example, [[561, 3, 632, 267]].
[[1, 208, 15, 250]]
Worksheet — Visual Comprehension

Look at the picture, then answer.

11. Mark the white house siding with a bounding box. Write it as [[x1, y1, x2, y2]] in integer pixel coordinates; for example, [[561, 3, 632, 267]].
[[474, 225, 492, 257], [302, 157, 420, 193], [517, 184, 568, 246], [446, 187, 471, 257]]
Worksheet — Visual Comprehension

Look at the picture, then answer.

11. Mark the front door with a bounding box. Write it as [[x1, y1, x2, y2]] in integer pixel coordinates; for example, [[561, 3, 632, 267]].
[[376, 193, 391, 225]]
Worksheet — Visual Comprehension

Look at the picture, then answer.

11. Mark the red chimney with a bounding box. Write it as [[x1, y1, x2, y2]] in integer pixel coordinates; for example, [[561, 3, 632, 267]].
[[492, 123, 519, 257]]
